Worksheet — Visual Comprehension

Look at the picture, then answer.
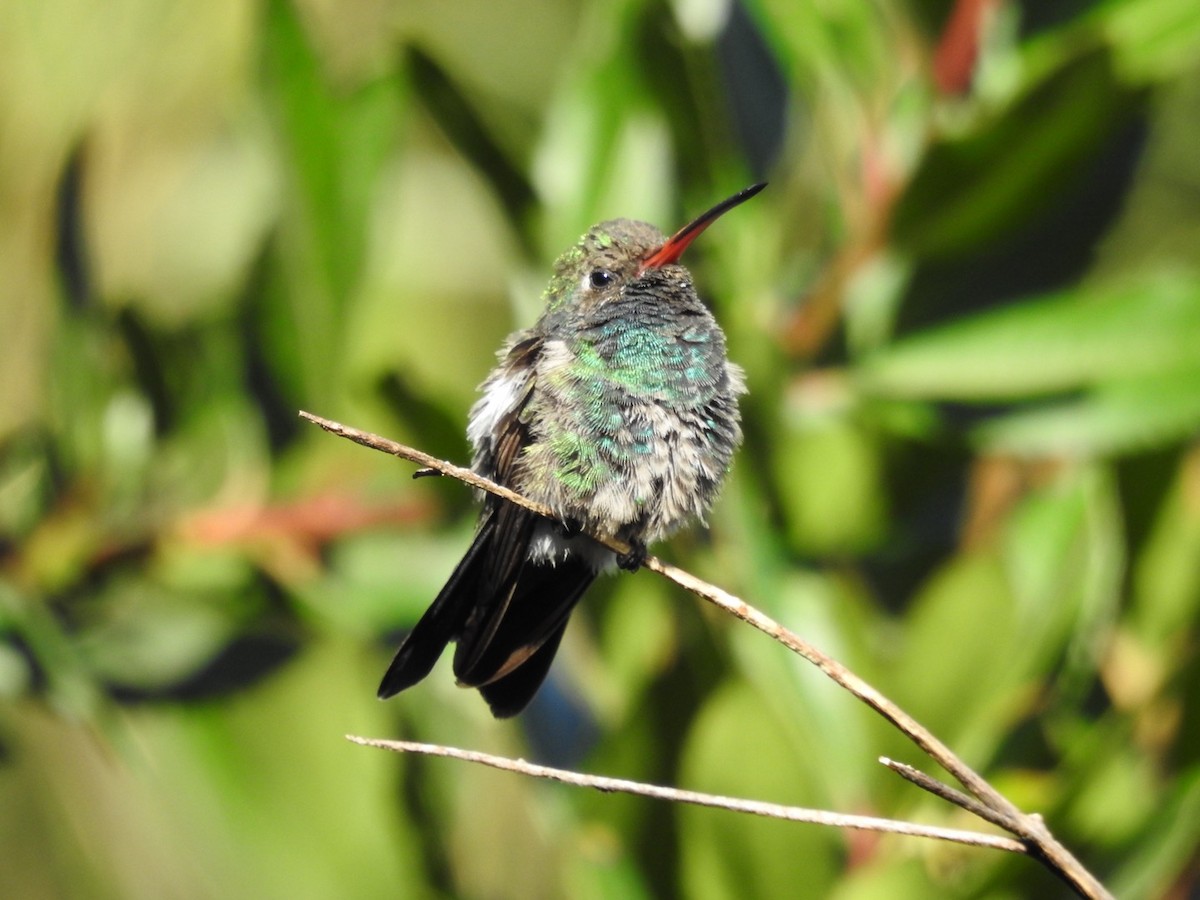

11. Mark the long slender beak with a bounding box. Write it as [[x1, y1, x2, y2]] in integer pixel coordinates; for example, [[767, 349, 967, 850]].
[[639, 182, 766, 272]]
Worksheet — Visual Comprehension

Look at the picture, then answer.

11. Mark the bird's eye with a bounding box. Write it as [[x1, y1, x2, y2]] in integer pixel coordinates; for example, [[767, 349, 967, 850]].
[[588, 269, 614, 290]]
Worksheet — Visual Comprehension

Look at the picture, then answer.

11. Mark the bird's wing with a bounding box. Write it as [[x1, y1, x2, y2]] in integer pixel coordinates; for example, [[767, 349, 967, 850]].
[[453, 336, 596, 703], [377, 337, 542, 701], [380, 333, 596, 717]]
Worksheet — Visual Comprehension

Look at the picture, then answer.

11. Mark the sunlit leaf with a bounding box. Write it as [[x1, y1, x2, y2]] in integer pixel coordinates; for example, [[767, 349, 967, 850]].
[[974, 365, 1200, 455], [860, 275, 1200, 400], [891, 47, 1147, 261]]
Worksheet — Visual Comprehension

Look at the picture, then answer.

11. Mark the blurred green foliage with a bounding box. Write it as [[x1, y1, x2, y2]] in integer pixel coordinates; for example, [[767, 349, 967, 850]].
[[2, 0, 1200, 897]]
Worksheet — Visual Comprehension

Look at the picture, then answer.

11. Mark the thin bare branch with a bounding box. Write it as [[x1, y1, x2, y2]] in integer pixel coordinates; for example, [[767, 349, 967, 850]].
[[346, 735, 1027, 854], [879, 758, 1013, 830], [302, 411, 1113, 900]]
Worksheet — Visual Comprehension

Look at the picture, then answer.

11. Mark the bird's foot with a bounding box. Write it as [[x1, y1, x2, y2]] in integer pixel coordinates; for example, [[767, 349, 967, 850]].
[[616, 539, 647, 572], [558, 517, 584, 539]]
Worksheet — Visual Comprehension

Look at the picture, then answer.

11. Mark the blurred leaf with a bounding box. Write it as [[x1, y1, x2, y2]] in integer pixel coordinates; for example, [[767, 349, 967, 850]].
[[974, 363, 1200, 456], [0, 581, 105, 721], [1065, 742, 1159, 847], [1130, 449, 1200, 645], [258, 0, 401, 411], [892, 552, 1021, 756], [899, 470, 1119, 760], [1001, 466, 1123, 703], [1081, 65, 1200, 280], [565, 839, 655, 900], [317, 528, 470, 634], [891, 47, 1146, 261], [0, 641, 29, 697], [78, 586, 239, 694], [728, 570, 879, 804], [595, 576, 675, 718], [678, 680, 843, 900], [533, 0, 675, 255], [828, 858, 955, 900], [770, 412, 888, 554], [0, 432, 53, 539], [860, 274, 1200, 400], [17, 502, 105, 596], [404, 46, 536, 249], [743, 0, 892, 91], [1106, 768, 1200, 899], [1101, 0, 1200, 82]]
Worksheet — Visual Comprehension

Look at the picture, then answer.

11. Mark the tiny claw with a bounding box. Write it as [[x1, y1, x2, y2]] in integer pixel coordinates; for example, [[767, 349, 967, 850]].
[[616, 540, 647, 572], [558, 517, 584, 538], [413, 467, 442, 479]]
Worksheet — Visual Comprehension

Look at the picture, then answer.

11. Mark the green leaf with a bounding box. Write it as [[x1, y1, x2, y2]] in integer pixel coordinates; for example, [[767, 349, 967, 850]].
[[1101, 0, 1200, 82], [1107, 769, 1200, 899], [595, 576, 676, 717], [404, 46, 536, 246], [892, 552, 1021, 756], [860, 275, 1200, 400], [744, 0, 893, 92], [1130, 450, 1200, 645], [728, 570, 879, 800], [891, 47, 1146, 261], [974, 365, 1200, 456], [534, 0, 674, 256], [678, 681, 842, 900], [828, 858, 957, 900], [258, 0, 401, 409], [1001, 465, 1124, 704], [770, 414, 888, 554]]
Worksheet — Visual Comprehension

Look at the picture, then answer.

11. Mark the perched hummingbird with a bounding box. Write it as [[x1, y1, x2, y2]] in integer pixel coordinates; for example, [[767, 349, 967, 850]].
[[379, 183, 764, 717]]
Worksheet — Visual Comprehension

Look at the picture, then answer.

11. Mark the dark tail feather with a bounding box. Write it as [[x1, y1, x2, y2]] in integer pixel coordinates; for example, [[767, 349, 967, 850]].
[[478, 621, 569, 718], [376, 514, 499, 700], [454, 554, 595, 692], [378, 500, 598, 716]]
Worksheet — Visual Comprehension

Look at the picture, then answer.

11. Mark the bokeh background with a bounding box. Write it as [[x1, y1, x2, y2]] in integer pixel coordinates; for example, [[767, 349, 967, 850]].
[[3, 0, 1200, 897]]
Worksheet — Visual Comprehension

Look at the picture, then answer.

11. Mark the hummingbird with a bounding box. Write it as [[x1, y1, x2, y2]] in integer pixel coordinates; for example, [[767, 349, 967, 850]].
[[378, 183, 764, 717]]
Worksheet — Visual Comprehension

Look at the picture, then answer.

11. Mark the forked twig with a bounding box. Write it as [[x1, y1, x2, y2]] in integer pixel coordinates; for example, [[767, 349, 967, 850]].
[[301, 410, 1111, 899], [879, 757, 1007, 828]]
